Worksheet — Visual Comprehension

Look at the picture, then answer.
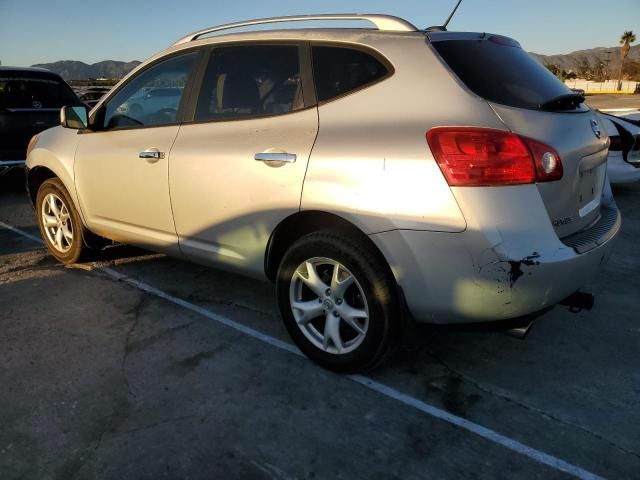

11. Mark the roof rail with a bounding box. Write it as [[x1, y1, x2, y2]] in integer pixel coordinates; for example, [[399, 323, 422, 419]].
[[172, 14, 418, 46]]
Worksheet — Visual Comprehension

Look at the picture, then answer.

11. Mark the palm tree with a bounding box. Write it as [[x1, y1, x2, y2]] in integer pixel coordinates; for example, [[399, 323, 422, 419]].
[[617, 30, 636, 90]]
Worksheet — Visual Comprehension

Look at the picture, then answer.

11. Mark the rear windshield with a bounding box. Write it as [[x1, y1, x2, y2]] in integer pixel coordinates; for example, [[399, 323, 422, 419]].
[[432, 36, 576, 111], [0, 73, 80, 109]]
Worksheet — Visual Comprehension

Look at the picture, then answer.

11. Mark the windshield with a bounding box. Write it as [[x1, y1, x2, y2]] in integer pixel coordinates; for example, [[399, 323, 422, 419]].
[[431, 35, 582, 111], [0, 73, 80, 109]]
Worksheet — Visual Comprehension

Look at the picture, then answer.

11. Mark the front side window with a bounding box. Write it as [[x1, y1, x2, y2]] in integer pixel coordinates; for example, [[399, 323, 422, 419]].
[[195, 45, 303, 121], [312, 46, 389, 102], [104, 52, 196, 129]]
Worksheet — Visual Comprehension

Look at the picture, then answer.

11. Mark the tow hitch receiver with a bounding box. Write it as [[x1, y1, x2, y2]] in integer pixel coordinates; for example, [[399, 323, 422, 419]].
[[559, 291, 595, 313]]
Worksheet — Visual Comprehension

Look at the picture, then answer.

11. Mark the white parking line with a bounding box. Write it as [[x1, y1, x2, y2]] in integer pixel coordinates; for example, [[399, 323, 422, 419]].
[[0, 220, 604, 480], [0, 221, 44, 243]]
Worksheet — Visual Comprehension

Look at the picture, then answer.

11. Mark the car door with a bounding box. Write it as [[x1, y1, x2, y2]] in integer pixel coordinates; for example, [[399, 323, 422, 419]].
[[169, 43, 318, 276], [74, 52, 198, 252]]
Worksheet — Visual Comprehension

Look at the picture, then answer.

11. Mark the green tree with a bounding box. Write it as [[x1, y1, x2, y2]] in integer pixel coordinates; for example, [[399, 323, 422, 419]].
[[574, 57, 593, 80], [545, 63, 560, 77], [593, 56, 608, 82], [623, 60, 640, 80], [545, 63, 576, 82], [617, 30, 636, 90]]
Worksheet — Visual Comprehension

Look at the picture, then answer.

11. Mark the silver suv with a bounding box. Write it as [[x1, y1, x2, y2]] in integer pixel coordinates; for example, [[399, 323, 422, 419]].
[[25, 14, 620, 372]]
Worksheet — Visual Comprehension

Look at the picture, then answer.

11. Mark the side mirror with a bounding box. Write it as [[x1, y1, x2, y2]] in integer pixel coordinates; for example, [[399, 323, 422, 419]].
[[60, 105, 89, 129]]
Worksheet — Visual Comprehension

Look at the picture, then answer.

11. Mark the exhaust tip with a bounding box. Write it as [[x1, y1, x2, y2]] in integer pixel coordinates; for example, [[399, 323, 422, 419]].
[[505, 320, 534, 340]]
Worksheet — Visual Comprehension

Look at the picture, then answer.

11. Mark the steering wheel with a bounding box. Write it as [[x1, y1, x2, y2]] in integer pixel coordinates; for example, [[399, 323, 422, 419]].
[[129, 103, 143, 117], [157, 107, 178, 117], [107, 114, 144, 128], [145, 107, 178, 124]]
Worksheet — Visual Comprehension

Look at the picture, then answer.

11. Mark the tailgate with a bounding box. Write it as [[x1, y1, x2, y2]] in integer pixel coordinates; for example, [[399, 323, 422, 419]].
[[429, 32, 612, 238], [491, 104, 609, 238]]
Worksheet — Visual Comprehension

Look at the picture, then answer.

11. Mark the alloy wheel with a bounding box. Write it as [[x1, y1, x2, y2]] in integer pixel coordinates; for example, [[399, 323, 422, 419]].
[[289, 257, 369, 355], [41, 193, 73, 253]]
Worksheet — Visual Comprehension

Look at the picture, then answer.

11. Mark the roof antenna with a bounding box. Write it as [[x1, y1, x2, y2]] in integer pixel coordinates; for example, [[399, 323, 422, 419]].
[[426, 0, 463, 32]]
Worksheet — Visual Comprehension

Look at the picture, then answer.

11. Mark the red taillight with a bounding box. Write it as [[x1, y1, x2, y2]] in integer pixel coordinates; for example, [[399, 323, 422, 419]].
[[427, 127, 563, 186]]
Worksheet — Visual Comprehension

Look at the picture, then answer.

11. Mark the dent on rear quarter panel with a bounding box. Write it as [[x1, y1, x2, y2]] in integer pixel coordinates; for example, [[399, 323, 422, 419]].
[[26, 126, 84, 221], [301, 35, 507, 234]]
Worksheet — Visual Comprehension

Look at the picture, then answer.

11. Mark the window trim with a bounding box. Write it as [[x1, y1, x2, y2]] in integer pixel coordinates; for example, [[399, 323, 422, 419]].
[[83, 39, 395, 132], [309, 41, 395, 106], [182, 40, 316, 126], [85, 47, 205, 133]]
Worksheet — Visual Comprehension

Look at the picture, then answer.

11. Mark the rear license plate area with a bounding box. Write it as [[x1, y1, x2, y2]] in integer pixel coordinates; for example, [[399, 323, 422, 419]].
[[578, 164, 606, 218]]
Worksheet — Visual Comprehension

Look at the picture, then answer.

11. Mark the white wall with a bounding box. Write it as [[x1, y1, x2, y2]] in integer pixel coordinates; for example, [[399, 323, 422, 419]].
[[564, 79, 639, 93]]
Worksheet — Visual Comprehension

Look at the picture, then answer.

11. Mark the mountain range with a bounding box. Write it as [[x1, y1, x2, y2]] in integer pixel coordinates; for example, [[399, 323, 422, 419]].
[[531, 44, 640, 73], [30, 60, 141, 80], [31, 43, 640, 81]]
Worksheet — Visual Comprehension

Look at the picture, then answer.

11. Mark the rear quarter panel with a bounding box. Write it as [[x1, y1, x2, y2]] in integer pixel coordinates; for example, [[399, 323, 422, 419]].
[[301, 35, 507, 234]]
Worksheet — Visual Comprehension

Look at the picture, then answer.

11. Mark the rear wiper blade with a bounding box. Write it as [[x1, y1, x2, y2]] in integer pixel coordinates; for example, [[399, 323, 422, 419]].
[[539, 93, 585, 111]]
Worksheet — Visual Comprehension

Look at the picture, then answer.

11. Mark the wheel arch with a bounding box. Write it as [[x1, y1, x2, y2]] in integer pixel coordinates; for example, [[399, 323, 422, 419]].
[[27, 164, 88, 229], [28, 167, 106, 249], [27, 166, 60, 207], [264, 210, 396, 286]]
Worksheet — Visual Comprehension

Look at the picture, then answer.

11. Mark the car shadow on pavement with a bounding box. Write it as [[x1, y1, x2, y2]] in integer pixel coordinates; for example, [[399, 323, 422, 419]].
[[0, 171, 27, 194], [95, 243, 159, 263]]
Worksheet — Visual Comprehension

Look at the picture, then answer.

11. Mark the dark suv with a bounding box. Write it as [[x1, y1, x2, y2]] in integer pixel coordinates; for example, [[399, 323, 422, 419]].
[[0, 67, 82, 178]]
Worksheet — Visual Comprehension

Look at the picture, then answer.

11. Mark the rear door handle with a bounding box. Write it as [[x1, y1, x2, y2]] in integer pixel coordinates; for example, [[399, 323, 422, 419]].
[[254, 152, 297, 163], [139, 149, 165, 163]]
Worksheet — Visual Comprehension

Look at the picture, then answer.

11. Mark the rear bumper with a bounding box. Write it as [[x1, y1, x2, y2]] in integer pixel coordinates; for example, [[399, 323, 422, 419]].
[[0, 160, 25, 177], [371, 201, 621, 324]]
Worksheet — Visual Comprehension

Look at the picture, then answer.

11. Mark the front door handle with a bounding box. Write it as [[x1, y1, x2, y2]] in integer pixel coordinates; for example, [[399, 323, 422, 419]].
[[254, 152, 297, 163], [139, 149, 165, 163]]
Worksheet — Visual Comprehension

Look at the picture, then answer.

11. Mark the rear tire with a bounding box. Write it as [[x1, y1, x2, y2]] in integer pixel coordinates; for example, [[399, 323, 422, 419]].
[[36, 178, 95, 264], [276, 231, 399, 373]]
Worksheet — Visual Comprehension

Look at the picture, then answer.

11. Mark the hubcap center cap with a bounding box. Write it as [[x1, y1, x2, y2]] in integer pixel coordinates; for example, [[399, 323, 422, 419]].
[[323, 298, 335, 311]]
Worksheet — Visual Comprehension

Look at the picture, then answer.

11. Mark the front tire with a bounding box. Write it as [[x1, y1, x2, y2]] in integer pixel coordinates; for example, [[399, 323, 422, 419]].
[[276, 231, 399, 373], [36, 178, 92, 264]]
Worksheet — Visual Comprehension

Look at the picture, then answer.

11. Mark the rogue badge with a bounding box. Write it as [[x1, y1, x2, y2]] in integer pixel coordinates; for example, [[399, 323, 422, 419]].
[[591, 119, 601, 139]]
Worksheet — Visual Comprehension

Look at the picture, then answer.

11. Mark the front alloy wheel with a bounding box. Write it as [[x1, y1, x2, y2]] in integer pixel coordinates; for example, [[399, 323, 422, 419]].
[[41, 193, 74, 253], [36, 178, 91, 264]]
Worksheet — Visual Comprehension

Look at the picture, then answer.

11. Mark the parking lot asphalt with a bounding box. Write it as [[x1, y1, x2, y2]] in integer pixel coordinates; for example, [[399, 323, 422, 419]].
[[586, 94, 640, 111], [1, 175, 639, 480]]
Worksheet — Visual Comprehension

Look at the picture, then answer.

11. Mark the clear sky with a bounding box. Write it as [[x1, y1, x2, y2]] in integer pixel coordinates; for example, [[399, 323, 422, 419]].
[[0, 0, 638, 66]]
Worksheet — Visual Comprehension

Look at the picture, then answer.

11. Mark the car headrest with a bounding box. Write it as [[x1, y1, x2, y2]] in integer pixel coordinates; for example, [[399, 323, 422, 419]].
[[217, 73, 259, 113]]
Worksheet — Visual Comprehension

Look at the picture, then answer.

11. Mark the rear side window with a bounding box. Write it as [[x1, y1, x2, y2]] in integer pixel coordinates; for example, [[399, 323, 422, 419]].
[[312, 46, 389, 102], [195, 45, 304, 121], [0, 74, 80, 109], [432, 37, 576, 111]]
